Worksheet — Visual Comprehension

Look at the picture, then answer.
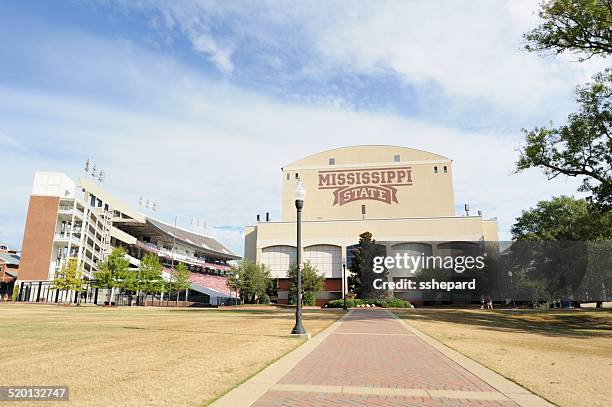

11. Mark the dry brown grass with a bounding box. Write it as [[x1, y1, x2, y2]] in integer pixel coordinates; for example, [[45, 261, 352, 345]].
[[394, 308, 612, 407], [0, 304, 340, 406]]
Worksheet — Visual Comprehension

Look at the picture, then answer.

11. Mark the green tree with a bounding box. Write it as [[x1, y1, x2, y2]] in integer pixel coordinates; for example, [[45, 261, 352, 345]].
[[504, 239, 589, 303], [169, 262, 191, 303], [134, 253, 164, 305], [93, 247, 129, 304], [173, 263, 191, 291], [511, 196, 612, 240], [516, 71, 612, 209], [52, 264, 69, 293], [579, 241, 612, 304], [228, 260, 272, 304], [92, 266, 113, 303], [226, 268, 240, 295], [520, 0, 612, 209], [348, 232, 388, 299], [524, 0, 612, 61], [287, 262, 325, 306], [11, 284, 19, 301], [53, 258, 85, 303], [509, 197, 612, 303]]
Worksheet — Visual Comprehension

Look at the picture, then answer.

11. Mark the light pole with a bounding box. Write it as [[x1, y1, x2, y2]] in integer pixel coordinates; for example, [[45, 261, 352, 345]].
[[234, 274, 240, 308], [291, 180, 307, 335], [342, 263, 348, 311], [508, 271, 514, 308]]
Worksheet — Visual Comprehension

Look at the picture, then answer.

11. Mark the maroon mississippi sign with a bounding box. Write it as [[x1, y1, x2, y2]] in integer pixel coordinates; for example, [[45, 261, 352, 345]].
[[318, 167, 413, 206]]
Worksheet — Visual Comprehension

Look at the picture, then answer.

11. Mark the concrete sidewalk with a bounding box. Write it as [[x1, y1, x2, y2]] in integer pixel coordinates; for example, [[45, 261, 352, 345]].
[[212, 309, 554, 407]]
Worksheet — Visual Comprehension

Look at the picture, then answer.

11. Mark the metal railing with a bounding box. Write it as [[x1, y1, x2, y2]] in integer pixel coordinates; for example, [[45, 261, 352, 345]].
[[135, 241, 229, 271]]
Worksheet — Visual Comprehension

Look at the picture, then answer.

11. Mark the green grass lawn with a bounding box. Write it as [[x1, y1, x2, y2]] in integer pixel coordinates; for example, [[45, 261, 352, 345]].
[[394, 308, 612, 407], [0, 304, 340, 406]]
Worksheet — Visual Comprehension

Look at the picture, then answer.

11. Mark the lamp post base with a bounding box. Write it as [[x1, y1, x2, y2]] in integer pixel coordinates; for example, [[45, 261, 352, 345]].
[[291, 317, 306, 335], [289, 332, 311, 339]]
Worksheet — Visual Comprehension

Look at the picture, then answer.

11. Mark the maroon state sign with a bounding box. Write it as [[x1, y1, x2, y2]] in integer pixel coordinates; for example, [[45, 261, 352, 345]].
[[318, 167, 413, 206]]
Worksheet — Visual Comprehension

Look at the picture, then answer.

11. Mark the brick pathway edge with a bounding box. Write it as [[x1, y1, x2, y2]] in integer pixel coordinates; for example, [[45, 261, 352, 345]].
[[390, 312, 554, 407], [210, 311, 350, 407], [211, 310, 554, 407]]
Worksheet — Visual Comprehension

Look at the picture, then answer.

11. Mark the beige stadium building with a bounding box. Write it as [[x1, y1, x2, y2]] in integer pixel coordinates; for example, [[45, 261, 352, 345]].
[[244, 145, 499, 306]]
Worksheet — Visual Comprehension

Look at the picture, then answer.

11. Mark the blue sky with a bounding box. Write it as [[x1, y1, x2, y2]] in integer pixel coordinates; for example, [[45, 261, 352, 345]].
[[0, 0, 608, 255]]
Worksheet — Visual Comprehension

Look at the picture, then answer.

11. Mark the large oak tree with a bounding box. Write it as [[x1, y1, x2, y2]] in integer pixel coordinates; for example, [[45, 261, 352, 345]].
[[518, 0, 612, 210], [524, 0, 612, 60]]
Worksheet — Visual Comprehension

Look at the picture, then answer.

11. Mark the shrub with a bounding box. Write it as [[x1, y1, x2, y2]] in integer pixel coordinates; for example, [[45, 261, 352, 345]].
[[303, 292, 316, 306], [289, 291, 317, 306], [384, 299, 414, 308], [325, 299, 355, 308], [325, 298, 412, 308], [287, 262, 325, 306]]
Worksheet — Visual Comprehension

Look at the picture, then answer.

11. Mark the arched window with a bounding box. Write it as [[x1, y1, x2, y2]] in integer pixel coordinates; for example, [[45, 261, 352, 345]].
[[390, 243, 433, 274], [304, 245, 342, 277], [261, 245, 296, 277]]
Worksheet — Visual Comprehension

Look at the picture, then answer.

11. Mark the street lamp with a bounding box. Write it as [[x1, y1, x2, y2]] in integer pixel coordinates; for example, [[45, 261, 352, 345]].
[[342, 263, 348, 311], [291, 180, 307, 335], [233, 273, 240, 308]]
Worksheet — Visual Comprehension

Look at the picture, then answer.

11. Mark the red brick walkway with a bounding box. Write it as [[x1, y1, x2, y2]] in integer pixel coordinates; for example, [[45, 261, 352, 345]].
[[251, 310, 519, 407]]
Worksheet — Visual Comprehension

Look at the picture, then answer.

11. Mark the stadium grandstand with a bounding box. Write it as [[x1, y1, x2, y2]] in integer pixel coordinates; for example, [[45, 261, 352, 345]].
[[15, 172, 240, 306]]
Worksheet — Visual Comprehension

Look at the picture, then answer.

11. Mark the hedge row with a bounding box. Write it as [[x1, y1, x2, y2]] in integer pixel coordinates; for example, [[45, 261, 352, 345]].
[[325, 298, 413, 308]]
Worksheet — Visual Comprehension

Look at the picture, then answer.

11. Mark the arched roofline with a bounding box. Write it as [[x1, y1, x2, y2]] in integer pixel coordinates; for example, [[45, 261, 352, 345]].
[[282, 145, 450, 169]]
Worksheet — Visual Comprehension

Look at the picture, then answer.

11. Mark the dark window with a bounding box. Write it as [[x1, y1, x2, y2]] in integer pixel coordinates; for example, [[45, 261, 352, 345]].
[[97, 198, 102, 207], [434, 166, 438, 173], [394, 154, 400, 162], [329, 158, 335, 165], [286, 173, 290, 180], [443, 166, 448, 173], [295, 173, 299, 179], [90, 194, 96, 207]]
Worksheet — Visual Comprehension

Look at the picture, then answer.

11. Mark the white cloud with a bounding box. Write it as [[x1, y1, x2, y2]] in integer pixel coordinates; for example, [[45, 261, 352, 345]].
[[0, 2, 596, 253], [0, 76, 583, 253], [191, 33, 234, 73], [122, 0, 237, 73], [311, 0, 606, 114], [119, 0, 608, 117]]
